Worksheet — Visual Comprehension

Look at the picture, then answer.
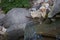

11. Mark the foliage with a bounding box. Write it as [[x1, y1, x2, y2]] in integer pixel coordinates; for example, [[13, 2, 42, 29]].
[[0, 0, 31, 13]]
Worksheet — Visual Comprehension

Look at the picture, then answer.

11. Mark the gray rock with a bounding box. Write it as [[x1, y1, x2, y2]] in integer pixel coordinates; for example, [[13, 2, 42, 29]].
[[48, 0, 60, 18], [3, 8, 31, 28], [0, 13, 5, 19], [6, 24, 25, 40], [2, 8, 31, 40], [0, 11, 5, 25]]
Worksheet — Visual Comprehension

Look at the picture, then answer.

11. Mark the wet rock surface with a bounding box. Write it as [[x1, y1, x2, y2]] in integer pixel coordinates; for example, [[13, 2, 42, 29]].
[[24, 19, 59, 40]]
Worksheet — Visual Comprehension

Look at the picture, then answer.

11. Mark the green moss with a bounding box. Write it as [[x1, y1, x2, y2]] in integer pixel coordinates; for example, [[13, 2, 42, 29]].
[[0, 0, 31, 13]]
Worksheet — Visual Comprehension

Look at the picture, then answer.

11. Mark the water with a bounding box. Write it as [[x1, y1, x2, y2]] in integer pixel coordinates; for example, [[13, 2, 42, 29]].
[[24, 21, 43, 40], [24, 18, 60, 40]]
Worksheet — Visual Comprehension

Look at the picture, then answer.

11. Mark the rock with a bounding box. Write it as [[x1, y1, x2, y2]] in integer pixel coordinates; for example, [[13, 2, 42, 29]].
[[3, 8, 31, 28], [48, 0, 60, 18], [2, 8, 31, 40], [0, 13, 5, 19], [6, 24, 24, 40], [0, 26, 7, 35], [0, 11, 5, 26]]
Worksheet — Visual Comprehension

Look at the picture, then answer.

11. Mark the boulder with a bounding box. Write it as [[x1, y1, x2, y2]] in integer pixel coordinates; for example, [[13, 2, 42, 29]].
[[2, 8, 31, 40], [6, 24, 25, 40], [48, 0, 60, 18], [0, 11, 5, 25], [3, 8, 31, 28]]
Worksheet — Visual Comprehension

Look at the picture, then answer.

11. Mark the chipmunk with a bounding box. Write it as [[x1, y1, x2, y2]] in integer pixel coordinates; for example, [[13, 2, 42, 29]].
[[30, 5, 47, 24]]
